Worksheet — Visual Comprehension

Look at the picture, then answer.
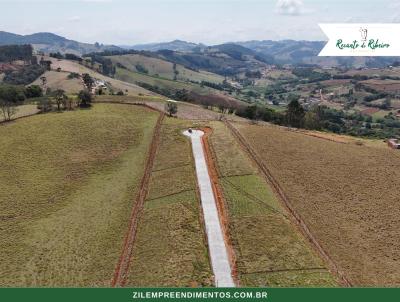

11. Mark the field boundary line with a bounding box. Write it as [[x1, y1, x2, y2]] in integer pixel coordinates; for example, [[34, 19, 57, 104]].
[[221, 177, 288, 218], [145, 188, 195, 202], [223, 120, 352, 287], [152, 163, 191, 173], [242, 267, 328, 275], [111, 112, 165, 287], [0, 111, 40, 125]]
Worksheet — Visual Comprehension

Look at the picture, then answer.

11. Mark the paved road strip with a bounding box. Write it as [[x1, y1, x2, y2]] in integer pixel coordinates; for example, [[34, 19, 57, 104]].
[[184, 130, 235, 287]]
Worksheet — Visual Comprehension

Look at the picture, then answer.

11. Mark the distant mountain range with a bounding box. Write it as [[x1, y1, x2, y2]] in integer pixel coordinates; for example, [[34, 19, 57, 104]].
[[126, 40, 204, 52], [0, 31, 121, 55], [0, 31, 396, 68]]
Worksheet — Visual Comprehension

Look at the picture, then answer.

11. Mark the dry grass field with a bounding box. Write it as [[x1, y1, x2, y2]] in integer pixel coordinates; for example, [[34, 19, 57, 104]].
[[209, 122, 337, 287], [234, 122, 400, 286], [0, 104, 159, 286], [126, 118, 213, 287], [31, 70, 83, 94]]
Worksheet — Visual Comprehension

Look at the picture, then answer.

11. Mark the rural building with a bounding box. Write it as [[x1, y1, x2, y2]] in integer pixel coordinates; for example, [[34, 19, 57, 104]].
[[387, 138, 400, 149]]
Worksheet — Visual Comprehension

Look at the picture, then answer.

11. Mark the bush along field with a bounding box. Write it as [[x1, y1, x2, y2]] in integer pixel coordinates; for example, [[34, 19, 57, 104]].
[[0, 104, 159, 286], [208, 121, 338, 287]]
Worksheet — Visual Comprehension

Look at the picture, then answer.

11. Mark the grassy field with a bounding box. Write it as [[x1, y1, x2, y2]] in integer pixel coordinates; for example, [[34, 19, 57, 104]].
[[108, 54, 224, 84], [0, 104, 159, 286], [209, 122, 337, 287], [126, 118, 213, 287], [235, 122, 400, 286]]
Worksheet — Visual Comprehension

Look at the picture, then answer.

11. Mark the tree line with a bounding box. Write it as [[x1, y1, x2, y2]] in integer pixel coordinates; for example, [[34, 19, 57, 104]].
[[0, 83, 93, 122], [0, 45, 34, 63]]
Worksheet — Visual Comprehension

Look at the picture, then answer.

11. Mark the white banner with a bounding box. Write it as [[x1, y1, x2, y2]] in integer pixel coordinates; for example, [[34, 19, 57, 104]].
[[318, 24, 400, 56]]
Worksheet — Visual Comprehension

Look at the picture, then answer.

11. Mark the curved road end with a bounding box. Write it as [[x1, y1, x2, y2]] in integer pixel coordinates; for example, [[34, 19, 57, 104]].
[[183, 129, 235, 288]]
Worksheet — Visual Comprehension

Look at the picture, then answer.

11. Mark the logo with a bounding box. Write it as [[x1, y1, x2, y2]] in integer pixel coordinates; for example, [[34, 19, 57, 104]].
[[360, 27, 368, 42], [318, 24, 399, 56]]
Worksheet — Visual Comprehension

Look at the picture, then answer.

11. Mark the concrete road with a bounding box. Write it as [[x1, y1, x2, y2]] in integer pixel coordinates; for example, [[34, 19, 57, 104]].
[[183, 130, 235, 287]]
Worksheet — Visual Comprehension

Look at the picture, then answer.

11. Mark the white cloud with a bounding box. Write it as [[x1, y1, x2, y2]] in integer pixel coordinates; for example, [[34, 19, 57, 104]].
[[275, 0, 312, 16], [67, 16, 81, 22]]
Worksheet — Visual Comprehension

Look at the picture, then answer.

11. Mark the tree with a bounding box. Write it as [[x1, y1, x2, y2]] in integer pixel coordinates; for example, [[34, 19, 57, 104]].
[[286, 98, 305, 128], [0, 85, 24, 121], [37, 98, 53, 112], [54, 89, 67, 111], [78, 90, 92, 108], [39, 57, 52, 71], [82, 73, 94, 91], [0, 99, 17, 121], [25, 85, 43, 98], [165, 101, 178, 117], [40, 76, 47, 93]]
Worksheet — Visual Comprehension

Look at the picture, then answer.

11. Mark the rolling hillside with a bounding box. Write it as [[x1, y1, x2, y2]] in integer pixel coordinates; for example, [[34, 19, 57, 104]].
[[236, 40, 396, 68], [107, 53, 224, 83], [30, 56, 158, 96]]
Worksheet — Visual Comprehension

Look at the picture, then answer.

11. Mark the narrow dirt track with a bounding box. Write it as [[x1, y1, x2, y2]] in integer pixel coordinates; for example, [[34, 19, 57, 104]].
[[223, 120, 352, 287], [111, 112, 165, 287]]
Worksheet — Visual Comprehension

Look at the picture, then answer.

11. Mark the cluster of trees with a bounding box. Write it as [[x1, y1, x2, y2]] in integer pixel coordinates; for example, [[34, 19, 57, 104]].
[[0, 84, 26, 121], [3, 64, 46, 85], [0, 82, 94, 122], [39, 57, 52, 71], [135, 64, 148, 74], [67, 72, 80, 79], [37, 89, 92, 112], [49, 52, 83, 62], [199, 80, 235, 92], [0, 84, 43, 121], [84, 54, 115, 76], [135, 82, 180, 100], [0, 45, 34, 63]]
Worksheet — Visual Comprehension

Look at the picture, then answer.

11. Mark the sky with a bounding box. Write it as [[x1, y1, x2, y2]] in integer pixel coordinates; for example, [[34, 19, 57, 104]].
[[1, 0, 400, 45]]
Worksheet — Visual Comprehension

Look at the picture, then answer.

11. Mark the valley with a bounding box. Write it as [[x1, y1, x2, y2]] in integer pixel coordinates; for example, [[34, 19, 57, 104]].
[[1, 31, 400, 288]]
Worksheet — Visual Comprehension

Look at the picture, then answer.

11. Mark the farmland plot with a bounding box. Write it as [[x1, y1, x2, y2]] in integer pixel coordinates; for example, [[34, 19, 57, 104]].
[[235, 122, 400, 286], [0, 104, 158, 286], [209, 122, 337, 287], [126, 118, 213, 287]]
